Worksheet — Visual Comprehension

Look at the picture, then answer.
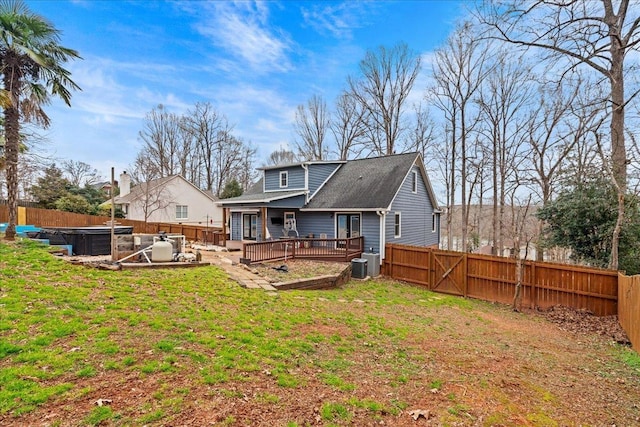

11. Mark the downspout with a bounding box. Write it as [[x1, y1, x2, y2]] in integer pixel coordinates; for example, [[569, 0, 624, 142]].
[[302, 163, 309, 204], [377, 210, 387, 263]]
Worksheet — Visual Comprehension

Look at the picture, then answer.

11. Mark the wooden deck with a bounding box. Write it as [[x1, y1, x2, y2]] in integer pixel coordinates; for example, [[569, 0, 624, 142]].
[[241, 236, 363, 264]]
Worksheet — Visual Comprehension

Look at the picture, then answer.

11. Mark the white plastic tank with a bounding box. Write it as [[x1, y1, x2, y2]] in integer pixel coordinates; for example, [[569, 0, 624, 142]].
[[151, 240, 173, 262]]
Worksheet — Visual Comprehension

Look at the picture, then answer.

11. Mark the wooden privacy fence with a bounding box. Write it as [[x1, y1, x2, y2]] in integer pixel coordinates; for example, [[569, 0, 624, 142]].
[[618, 274, 640, 352], [382, 244, 619, 316], [0, 206, 225, 244]]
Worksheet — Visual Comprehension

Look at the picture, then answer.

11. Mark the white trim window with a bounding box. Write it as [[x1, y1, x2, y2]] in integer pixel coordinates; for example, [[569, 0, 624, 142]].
[[411, 170, 418, 193], [176, 205, 188, 220], [394, 212, 401, 238], [432, 213, 437, 233], [279, 171, 288, 188]]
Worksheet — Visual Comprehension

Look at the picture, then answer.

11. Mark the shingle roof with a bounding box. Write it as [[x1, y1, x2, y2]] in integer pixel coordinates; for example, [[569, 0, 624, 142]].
[[217, 178, 306, 204], [304, 152, 419, 210], [115, 175, 216, 204]]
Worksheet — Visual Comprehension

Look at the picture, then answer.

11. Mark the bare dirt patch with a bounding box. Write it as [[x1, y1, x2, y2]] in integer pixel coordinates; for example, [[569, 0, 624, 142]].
[[248, 260, 350, 283]]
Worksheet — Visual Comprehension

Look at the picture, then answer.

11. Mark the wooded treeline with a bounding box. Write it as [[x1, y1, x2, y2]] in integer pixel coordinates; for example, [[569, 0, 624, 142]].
[[2, 1, 639, 271], [286, 1, 640, 269], [133, 103, 258, 198]]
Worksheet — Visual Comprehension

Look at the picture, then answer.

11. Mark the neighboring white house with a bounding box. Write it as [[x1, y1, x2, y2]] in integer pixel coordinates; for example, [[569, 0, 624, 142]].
[[114, 172, 223, 227]]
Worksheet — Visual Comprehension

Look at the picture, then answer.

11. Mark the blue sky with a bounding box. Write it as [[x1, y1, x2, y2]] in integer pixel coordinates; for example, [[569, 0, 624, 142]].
[[26, 0, 467, 181]]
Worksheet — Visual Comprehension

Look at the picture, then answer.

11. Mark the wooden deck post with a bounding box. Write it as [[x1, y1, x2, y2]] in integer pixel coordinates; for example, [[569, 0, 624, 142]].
[[222, 208, 227, 247]]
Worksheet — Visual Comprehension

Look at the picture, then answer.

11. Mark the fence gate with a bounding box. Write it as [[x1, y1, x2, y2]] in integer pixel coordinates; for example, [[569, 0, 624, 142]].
[[431, 251, 466, 296]]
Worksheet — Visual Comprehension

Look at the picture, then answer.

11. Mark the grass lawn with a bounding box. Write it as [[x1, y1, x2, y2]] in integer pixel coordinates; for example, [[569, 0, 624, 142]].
[[0, 239, 639, 426]]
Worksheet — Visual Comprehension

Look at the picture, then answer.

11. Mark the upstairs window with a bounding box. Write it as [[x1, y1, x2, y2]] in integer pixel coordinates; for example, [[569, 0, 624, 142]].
[[280, 171, 288, 188], [176, 205, 188, 220], [411, 170, 418, 193]]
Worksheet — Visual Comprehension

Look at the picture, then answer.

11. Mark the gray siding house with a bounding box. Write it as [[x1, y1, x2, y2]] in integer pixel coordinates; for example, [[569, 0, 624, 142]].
[[218, 152, 441, 263]]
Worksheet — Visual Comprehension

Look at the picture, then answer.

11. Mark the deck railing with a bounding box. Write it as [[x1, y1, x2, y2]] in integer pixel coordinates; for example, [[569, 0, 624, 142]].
[[241, 236, 363, 264]]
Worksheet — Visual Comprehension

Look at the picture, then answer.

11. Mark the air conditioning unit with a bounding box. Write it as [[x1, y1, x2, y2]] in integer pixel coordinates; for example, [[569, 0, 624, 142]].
[[361, 252, 380, 277], [351, 258, 368, 279]]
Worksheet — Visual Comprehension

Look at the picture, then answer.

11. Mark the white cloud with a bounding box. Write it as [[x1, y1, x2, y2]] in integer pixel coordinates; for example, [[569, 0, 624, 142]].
[[300, 1, 375, 39], [192, 1, 293, 74]]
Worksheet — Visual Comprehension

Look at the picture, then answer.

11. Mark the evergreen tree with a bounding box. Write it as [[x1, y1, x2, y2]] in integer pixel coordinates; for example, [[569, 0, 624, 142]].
[[29, 164, 72, 209], [538, 179, 640, 274], [220, 179, 243, 199]]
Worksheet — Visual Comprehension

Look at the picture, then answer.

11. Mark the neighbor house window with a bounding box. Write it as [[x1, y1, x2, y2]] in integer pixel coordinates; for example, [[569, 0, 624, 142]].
[[394, 212, 401, 238], [176, 205, 188, 220], [432, 213, 437, 233], [280, 171, 288, 188], [412, 171, 418, 193]]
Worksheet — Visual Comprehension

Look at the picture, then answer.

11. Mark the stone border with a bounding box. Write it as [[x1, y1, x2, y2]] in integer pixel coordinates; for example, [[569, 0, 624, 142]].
[[272, 264, 352, 291]]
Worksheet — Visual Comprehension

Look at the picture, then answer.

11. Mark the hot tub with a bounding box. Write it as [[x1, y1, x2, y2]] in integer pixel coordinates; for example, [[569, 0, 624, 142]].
[[36, 226, 133, 256]]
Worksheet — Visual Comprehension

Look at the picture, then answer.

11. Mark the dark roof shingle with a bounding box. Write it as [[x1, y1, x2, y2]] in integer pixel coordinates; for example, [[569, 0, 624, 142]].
[[305, 152, 418, 210]]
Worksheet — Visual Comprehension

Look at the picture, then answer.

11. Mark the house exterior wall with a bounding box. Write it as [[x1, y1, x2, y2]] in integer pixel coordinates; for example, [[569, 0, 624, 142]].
[[231, 212, 242, 240], [386, 165, 438, 247], [126, 178, 222, 226], [264, 166, 305, 191], [360, 212, 381, 254], [308, 163, 340, 195]]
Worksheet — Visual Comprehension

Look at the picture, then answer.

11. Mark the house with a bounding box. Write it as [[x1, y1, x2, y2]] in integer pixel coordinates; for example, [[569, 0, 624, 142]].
[[217, 152, 441, 262], [91, 181, 117, 199], [114, 172, 223, 226]]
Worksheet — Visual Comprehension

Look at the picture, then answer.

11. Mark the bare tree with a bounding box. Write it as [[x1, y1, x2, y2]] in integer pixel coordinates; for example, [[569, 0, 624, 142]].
[[211, 133, 245, 198], [476, 49, 532, 256], [330, 91, 367, 160], [266, 148, 297, 166], [128, 152, 172, 223], [348, 42, 421, 156], [508, 193, 534, 312], [431, 23, 490, 252], [477, 0, 640, 269], [294, 94, 330, 161], [138, 105, 188, 178], [406, 103, 437, 162], [234, 144, 258, 191], [183, 102, 230, 193], [525, 79, 606, 259], [62, 160, 101, 187]]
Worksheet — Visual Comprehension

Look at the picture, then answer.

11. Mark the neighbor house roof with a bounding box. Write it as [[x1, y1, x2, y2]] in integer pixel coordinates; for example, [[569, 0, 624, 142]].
[[304, 152, 424, 210], [115, 175, 216, 204]]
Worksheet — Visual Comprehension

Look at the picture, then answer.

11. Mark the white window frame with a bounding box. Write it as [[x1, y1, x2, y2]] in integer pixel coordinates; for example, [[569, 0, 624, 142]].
[[432, 213, 437, 233], [279, 171, 288, 188], [394, 212, 401, 238], [176, 205, 188, 220], [411, 170, 418, 193]]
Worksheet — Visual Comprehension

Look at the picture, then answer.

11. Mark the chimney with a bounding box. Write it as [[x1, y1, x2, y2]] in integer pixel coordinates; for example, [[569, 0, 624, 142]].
[[119, 171, 131, 197]]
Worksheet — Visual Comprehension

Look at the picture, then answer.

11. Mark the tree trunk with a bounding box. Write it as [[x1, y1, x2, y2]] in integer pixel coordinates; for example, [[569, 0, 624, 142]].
[[3, 68, 20, 241], [609, 40, 626, 270]]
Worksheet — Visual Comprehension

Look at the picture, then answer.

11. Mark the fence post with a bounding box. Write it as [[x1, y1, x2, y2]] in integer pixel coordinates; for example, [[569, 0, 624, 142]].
[[427, 248, 432, 289], [463, 252, 468, 297], [531, 261, 537, 310]]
